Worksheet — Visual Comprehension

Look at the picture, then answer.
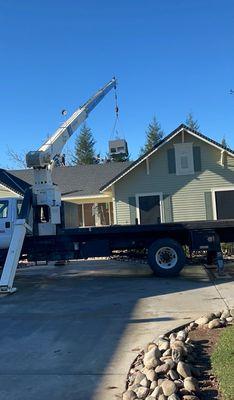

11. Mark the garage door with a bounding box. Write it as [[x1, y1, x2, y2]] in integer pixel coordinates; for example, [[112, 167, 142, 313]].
[[215, 190, 234, 219]]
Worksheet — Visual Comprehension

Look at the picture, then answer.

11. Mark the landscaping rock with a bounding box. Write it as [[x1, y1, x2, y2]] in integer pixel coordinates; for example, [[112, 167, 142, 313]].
[[220, 318, 227, 327], [158, 338, 170, 351], [163, 348, 171, 356], [160, 355, 171, 362], [165, 358, 176, 369], [155, 363, 170, 374], [168, 369, 179, 380], [145, 369, 157, 382], [221, 309, 231, 319], [134, 371, 146, 384], [172, 348, 183, 363], [168, 394, 180, 400], [176, 330, 187, 342], [144, 357, 161, 369], [208, 318, 221, 329], [180, 388, 191, 396], [136, 363, 144, 371], [158, 378, 165, 386], [122, 390, 137, 400], [147, 342, 157, 352], [134, 386, 149, 399], [143, 347, 161, 369], [171, 340, 188, 356], [214, 311, 222, 318], [145, 397, 156, 400], [158, 395, 167, 400], [169, 332, 177, 343], [226, 316, 233, 323], [151, 386, 163, 397], [150, 380, 157, 390], [140, 377, 150, 387], [188, 322, 197, 330], [184, 377, 199, 393], [161, 379, 177, 396], [204, 312, 216, 321], [177, 361, 192, 378], [174, 379, 184, 388], [129, 383, 140, 391], [195, 316, 209, 325]]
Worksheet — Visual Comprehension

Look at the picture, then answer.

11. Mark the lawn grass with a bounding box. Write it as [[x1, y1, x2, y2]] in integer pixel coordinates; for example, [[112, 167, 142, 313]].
[[211, 324, 234, 400]]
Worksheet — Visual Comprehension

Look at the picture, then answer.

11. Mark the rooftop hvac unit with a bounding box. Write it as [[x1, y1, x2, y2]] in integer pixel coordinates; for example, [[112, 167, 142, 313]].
[[108, 139, 128, 156]]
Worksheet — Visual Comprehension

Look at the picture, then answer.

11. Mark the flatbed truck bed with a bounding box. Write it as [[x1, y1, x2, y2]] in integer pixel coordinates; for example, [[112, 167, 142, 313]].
[[12, 219, 234, 277]]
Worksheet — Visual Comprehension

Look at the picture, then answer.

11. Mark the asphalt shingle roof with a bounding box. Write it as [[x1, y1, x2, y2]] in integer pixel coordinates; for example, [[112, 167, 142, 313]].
[[7, 162, 132, 198]]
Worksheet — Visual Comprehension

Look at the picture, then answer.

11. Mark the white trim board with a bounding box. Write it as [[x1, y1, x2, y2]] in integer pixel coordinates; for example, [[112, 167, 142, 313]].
[[211, 187, 234, 220]]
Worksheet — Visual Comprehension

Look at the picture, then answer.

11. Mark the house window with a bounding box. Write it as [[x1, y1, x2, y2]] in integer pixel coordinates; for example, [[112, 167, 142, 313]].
[[0, 200, 8, 218], [174, 143, 194, 175], [64, 202, 114, 228], [214, 190, 234, 219], [136, 194, 162, 225]]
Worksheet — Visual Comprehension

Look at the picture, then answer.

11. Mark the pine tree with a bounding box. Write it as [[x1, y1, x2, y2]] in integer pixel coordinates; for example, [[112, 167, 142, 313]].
[[221, 137, 228, 148], [72, 123, 96, 165], [185, 113, 200, 131], [140, 116, 164, 155]]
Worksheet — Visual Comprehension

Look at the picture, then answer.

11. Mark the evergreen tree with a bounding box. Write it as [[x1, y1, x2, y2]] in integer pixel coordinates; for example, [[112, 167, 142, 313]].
[[110, 152, 130, 162], [140, 116, 164, 155], [185, 113, 200, 131], [72, 123, 96, 165], [221, 137, 228, 148]]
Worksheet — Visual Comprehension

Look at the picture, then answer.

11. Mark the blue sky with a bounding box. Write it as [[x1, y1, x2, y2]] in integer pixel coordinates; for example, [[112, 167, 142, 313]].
[[0, 0, 233, 168]]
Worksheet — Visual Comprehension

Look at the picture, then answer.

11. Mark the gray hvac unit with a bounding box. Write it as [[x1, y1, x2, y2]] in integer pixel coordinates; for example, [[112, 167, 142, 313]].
[[108, 139, 128, 156]]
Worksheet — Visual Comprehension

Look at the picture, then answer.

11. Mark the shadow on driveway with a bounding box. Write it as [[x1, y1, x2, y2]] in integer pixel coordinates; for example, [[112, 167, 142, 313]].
[[0, 260, 229, 400]]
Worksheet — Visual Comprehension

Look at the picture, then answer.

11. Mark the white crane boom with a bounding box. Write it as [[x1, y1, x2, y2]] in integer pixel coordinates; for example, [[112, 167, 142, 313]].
[[0, 78, 117, 293], [26, 77, 117, 168]]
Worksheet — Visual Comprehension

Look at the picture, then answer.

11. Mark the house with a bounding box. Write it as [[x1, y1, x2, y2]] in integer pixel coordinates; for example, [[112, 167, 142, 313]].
[[1, 124, 234, 227], [0, 162, 131, 227]]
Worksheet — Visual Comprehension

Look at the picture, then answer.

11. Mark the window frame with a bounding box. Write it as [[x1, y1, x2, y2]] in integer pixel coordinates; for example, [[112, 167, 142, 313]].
[[211, 187, 234, 220], [135, 192, 164, 224], [174, 143, 194, 175]]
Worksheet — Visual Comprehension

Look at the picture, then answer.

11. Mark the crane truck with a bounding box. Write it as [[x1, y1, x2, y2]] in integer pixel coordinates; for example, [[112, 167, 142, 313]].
[[0, 78, 233, 294]]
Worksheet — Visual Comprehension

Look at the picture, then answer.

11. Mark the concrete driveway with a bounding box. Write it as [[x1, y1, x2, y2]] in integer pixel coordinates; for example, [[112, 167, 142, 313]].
[[0, 260, 233, 400]]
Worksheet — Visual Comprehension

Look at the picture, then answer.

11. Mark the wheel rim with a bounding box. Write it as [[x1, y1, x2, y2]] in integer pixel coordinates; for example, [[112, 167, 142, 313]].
[[155, 246, 178, 269]]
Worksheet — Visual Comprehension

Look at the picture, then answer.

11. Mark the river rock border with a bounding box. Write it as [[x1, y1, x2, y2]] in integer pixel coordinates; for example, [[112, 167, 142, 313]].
[[122, 309, 233, 400]]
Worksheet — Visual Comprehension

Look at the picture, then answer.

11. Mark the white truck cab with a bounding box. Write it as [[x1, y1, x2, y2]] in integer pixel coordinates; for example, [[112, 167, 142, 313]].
[[0, 197, 22, 250]]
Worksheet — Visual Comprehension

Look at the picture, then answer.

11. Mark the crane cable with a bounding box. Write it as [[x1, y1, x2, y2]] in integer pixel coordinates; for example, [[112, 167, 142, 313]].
[[111, 86, 120, 138]]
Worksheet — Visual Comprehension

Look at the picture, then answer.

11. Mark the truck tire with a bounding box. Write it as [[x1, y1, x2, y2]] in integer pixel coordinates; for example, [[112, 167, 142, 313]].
[[148, 238, 185, 277]]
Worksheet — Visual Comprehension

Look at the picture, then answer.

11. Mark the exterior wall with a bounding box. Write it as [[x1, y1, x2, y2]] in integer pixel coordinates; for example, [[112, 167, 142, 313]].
[[114, 132, 234, 224]]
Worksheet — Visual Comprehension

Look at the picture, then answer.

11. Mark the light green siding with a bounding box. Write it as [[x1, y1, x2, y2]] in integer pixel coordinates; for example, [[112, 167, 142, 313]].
[[114, 132, 234, 224]]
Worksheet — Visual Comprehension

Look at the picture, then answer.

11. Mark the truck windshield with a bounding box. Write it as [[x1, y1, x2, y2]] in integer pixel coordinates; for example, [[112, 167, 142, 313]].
[[0, 200, 8, 218]]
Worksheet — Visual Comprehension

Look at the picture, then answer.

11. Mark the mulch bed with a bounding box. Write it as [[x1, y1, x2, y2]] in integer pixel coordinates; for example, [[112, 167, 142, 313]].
[[188, 325, 224, 399]]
